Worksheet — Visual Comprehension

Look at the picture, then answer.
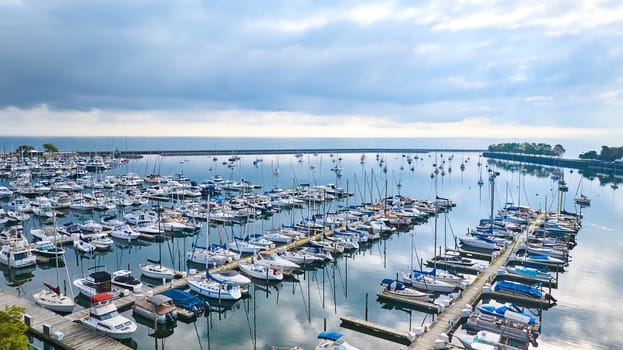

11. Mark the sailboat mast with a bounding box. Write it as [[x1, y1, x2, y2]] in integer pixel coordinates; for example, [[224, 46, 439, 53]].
[[205, 194, 211, 271], [158, 203, 162, 267]]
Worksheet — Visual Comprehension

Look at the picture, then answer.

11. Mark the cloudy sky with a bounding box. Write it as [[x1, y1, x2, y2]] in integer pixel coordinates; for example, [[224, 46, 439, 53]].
[[0, 0, 621, 139]]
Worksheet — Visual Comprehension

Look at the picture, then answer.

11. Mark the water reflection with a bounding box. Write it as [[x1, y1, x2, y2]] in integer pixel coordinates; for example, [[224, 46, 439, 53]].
[[2, 150, 623, 349]]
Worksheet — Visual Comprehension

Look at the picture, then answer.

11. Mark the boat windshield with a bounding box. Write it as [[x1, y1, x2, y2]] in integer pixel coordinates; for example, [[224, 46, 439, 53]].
[[94, 310, 118, 321]]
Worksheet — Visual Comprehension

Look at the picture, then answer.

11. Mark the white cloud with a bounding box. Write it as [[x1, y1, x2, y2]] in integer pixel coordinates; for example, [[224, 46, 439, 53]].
[[0, 107, 610, 139], [347, 3, 394, 25]]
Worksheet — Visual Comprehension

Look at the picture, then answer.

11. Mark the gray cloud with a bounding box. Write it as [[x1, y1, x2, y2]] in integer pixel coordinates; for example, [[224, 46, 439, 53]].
[[0, 0, 622, 129]]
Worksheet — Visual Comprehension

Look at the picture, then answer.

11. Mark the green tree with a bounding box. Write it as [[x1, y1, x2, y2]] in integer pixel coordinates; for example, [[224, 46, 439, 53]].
[[0, 305, 28, 350], [15, 145, 34, 156], [43, 143, 59, 153], [579, 150, 598, 160], [553, 144, 566, 157]]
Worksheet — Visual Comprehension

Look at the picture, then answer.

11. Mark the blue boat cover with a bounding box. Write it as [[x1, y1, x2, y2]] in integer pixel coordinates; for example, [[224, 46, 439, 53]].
[[318, 331, 343, 341], [206, 271, 227, 284], [381, 278, 394, 285]]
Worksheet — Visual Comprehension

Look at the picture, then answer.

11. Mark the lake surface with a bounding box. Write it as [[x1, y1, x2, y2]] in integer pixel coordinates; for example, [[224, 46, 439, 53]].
[[1, 139, 621, 350]]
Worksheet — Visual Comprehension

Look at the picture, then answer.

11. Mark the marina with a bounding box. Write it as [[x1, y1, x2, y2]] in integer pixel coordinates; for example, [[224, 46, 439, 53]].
[[0, 145, 619, 350], [2, 0, 622, 348]]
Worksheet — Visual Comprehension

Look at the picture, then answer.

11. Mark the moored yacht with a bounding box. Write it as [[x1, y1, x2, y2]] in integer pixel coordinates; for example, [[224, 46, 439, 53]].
[[133, 294, 177, 324], [0, 237, 36, 268], [78, 292, 137, 339]]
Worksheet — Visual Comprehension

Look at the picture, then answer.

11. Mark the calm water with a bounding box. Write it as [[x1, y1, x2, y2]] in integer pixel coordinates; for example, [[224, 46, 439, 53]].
[[1, 138, 622, 350], [0, 136, 601, 158]]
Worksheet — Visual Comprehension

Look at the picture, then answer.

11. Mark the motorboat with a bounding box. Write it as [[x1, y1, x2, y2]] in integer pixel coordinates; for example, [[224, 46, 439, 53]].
[[491, 281, 547, 300], [162, 288, 210, 317], [477, 302, 539, 326], [315, 331, 360, 350], [457, 330, 524, 350], [161, 288, 208, 317], [32, 240, 65, 259], [139, 259, 176, 280], [73, 238, 96, 253], [111, 269, 143, 293], [502, 266, 553, 281], [77, 293, 137, 339], [0, 237, 36, 268], [30, 226, 68, 243], [108, 220, 141, 241], [238, 261, 283, 281], [133, 294, 177, 324], [7, 210, 29, 222], [89, 233, 114, 250], [73, 270, 120, 298]]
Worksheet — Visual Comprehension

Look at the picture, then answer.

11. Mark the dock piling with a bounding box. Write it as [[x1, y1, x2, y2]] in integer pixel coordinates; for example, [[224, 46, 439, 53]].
[[365, 292, 368, 321]]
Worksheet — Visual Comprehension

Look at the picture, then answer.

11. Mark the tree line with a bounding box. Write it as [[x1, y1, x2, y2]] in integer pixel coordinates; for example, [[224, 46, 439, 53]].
[[579, 146, 623, 162], [488, 142, 566, 157], [14, 143, 58, 155]]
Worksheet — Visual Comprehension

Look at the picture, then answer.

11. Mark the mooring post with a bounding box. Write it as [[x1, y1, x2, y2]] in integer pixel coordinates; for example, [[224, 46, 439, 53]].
[[365, 292, 369, 321]]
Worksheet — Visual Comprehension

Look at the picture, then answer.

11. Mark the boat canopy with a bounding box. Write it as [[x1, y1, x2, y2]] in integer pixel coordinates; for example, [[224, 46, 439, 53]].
[[89, 271, 111, 282], [318, 331, 343, 341], [162, 289, 207, 310], [147, 294, 172, 306], [91, 292, 113, 302]]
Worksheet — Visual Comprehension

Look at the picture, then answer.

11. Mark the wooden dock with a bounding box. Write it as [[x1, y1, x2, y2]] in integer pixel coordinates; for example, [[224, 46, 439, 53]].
[[0, 290, 131, 350], [376, 292, 440, 314], [406, 213, 545, 349], [340, 315, 412, 345]]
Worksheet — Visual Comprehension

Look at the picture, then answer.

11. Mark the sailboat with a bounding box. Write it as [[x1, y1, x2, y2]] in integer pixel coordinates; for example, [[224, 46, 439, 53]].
[[186, 195, 242, 300], [611, 162, 619, 189], [139, 204, 176, 280], [33, 216, 76, 313], [407, 209, 457, 293]]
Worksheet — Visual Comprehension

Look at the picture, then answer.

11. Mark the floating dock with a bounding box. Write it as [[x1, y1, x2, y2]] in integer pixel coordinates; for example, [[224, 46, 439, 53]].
[[376, 292, 440, 314], [340, 315, 412, 345], [405, 213, 546, 349]]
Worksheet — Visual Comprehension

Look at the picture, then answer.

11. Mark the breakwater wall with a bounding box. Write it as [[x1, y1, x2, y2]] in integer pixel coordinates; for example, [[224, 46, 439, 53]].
[[483, 152, 623, 176]]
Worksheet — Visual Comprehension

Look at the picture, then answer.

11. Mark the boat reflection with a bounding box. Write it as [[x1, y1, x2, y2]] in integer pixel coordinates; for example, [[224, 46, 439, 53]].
[[134, 312, 177, 339], [1, 264, 35, 287]]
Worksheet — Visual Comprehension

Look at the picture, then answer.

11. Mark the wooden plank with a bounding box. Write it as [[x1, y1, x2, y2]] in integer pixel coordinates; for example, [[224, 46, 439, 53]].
[[340, 315, 411, 345], [376, 292, 440, 314]]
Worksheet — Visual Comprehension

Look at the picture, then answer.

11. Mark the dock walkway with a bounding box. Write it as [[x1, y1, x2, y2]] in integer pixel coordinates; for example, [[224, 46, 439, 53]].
[[0, 290, 131, 350], [406, 213, 544, 349]]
